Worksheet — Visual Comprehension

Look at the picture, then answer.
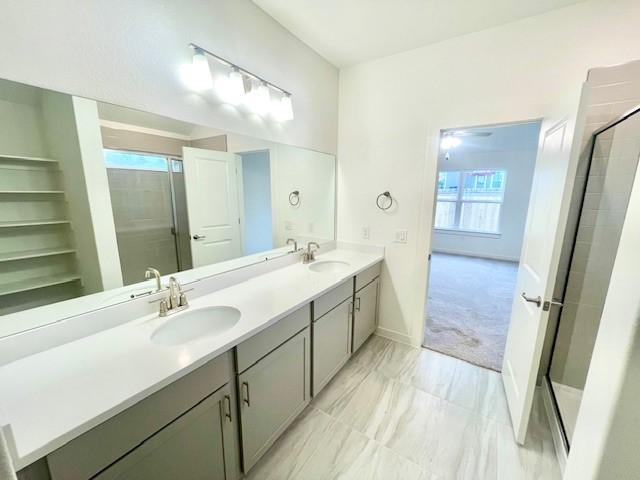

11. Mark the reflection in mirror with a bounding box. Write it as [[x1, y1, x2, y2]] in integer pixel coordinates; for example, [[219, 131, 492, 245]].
[[0, 77, 335, 323]]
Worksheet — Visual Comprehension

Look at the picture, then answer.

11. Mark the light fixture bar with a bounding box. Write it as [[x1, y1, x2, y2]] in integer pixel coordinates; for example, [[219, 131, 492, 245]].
[[189, 43, 291, 96]]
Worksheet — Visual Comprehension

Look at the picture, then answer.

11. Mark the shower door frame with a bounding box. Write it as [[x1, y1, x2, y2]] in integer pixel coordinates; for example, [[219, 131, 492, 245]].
[[543, 104, 640, 455]]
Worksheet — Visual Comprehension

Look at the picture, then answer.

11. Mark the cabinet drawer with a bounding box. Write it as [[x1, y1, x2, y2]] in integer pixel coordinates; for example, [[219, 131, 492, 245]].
[[355, 262, 381, 292], [238, 327, 310, 472], [312, 298, 351, 396], [236, 304, 310, 373], [313, 280, 353, 320], [48, 352, 232, 480]]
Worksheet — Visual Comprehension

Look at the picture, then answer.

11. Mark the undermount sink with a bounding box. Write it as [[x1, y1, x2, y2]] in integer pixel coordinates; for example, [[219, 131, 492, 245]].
[[308, 260, 351, 274], [151, 306, 241, 346]]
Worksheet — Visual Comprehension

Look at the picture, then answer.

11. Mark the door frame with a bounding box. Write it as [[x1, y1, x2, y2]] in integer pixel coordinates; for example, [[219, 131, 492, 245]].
[[420, 117, 544, 345]]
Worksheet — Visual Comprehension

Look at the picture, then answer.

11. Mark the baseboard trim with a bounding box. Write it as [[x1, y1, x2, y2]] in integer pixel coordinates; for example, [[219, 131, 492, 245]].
[[432, 248, 519, 263], [375, 326, 413, 346], [542, 378, 568, 475]]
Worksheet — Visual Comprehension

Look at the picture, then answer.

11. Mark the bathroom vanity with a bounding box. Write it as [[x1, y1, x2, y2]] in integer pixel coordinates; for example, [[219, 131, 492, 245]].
[[1, 248, 382, 479]]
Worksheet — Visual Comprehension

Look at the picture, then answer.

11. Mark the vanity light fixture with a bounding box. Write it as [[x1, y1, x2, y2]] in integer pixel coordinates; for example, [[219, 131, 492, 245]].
[[246, 81, 272, 116], [216, 67, 246, 106], [188, 47, 214, 91], [188, 43, 294, 121]]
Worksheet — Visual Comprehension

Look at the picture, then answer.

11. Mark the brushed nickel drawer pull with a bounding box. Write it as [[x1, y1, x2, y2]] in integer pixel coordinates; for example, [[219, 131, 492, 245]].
[[242, 381, 250, 406], [224, 394, 232, 421]]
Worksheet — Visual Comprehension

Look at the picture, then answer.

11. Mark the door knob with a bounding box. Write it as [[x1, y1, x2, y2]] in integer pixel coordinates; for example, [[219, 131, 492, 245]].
[[192, 234, 206, 240], [521, 292, 542, 308]]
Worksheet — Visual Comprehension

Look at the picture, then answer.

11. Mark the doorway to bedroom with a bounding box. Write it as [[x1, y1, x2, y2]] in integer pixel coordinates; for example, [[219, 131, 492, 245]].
[[424, 121, 541, 371]]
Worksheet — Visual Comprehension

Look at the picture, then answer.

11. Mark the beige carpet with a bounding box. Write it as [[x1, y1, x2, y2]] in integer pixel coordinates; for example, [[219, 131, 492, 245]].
[[423, 253, 518, 372]]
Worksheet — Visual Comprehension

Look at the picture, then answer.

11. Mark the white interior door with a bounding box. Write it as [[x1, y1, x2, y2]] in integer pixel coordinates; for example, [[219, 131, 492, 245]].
[[502, 116, 577, 444], [182, 147, 242, 267]]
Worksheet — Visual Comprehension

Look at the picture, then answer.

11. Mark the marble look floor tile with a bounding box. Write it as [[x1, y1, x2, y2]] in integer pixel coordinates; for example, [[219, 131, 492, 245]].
[[248, 336, 560, 480], [295, 418, 436, 480], [397, 347, 460, 400], [372, 381, 498, 479], [311, 359, 372, 416], [244, 406, 334, 480]]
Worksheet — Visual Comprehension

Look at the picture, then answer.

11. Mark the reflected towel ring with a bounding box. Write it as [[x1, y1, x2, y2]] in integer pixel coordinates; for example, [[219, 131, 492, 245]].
[[376, 191, 393, 211], [289, 190, 300, 206]]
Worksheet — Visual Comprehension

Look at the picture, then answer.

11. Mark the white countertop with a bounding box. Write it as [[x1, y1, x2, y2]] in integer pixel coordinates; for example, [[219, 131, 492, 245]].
[[0, 248, 383, 469]]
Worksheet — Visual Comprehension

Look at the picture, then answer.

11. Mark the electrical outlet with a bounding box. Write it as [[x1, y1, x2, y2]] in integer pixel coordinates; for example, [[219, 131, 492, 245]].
[[284, 220, 293, 231], [395, 229, 408, 243], [362, 226, 370, 240]]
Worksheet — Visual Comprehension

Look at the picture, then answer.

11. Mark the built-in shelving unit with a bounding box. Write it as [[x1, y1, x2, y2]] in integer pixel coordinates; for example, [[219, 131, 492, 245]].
[[0, 152, 83, 311], [0, 247, 76, 263], [0, 190, 66, 194], [0, 154, 59, 163], [0, 219, 71, 228], [0, 273, 82, 296]]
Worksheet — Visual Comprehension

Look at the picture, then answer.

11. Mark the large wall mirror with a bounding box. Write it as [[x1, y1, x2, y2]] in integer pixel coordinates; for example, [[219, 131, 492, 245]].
[[0, 77, 335, 334]]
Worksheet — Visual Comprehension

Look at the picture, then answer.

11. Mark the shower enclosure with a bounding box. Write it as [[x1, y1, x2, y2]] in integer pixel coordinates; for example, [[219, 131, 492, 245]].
[[546, 107, 640, 450], [105, 150, 192, 286]]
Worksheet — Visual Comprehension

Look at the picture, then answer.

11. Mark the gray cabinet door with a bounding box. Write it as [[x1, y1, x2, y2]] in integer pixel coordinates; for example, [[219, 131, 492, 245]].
[[353, 278, 379, 352], [313, 298, 352, 396], [94, 384, 235, 480], [238, 328, 310, 472]]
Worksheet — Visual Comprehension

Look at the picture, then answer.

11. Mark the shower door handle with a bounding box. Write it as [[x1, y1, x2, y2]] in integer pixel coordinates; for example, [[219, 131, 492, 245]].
[[521, 292, 542, 308], [543, 299, 564, 311], [192, 234, 206, 240]]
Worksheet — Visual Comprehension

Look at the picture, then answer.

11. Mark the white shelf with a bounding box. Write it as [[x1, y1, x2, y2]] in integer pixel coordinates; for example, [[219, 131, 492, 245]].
[[0, 190, 65, 194], [0, 273, 81, 296], [0, 247, 76, 263], [0, 154, 58, 163], [0, 220, 71, 228]]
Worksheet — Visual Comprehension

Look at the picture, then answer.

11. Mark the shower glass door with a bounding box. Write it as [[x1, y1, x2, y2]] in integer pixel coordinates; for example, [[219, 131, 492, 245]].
[[105, 150, 184, 285], [547, 108, 640, 447]]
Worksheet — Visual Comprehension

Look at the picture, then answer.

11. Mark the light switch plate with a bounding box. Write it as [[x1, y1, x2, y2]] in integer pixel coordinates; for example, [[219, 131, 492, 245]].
[[395, 229, 408, 243]]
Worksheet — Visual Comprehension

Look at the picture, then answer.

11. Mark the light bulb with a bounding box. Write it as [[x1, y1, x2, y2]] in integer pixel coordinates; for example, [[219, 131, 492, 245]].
[[216, 67, 245, 105], [186, 48, 213, 91], [441, 135, 461, 150], [246, 81, 271, 116], [279, 94, 294, 121]]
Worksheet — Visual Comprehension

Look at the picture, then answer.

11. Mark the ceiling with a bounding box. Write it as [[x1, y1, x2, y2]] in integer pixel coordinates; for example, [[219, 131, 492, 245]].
[[253, 0, 586, 67]]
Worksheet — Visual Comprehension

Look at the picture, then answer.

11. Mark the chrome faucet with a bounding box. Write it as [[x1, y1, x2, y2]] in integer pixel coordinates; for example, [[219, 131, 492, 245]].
[[286, 238, 299, 253], [302, 242, 320, 264], [159, 276, 189, 316], [145, 267, 162, 292]]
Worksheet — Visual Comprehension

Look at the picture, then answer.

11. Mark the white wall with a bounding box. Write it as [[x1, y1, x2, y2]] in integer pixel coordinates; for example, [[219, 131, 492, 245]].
[[337, 0, 640, 345], [0, 0, 338, 154], [432, 123, 539, 261]]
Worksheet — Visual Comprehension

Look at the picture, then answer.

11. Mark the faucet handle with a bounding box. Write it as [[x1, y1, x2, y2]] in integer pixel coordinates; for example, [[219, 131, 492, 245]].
[[179, 293, 188, 307], [159, 299, 169, 317]]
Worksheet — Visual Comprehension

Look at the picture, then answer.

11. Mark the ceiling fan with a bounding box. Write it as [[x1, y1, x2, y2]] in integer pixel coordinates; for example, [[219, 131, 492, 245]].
[[441, 130, 493, 159]]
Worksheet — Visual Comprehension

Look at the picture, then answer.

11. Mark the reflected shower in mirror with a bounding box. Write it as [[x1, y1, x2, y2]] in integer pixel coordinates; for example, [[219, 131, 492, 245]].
[[0, 77, 335, 324]]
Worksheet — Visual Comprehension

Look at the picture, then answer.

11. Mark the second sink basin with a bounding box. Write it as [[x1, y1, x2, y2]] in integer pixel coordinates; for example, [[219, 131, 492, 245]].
[[151, 306, 241, 346], [308, 260, 351, 274]]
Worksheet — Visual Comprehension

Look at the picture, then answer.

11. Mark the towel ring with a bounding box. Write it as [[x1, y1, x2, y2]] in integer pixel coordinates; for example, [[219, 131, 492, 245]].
[[289, 190, 300, 206], [376, 191, 393, 211]]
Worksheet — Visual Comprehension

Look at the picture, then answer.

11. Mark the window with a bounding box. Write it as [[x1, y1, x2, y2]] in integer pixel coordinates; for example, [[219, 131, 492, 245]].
[[104, 149, 169, 172], [434, 169, 506, 233]]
